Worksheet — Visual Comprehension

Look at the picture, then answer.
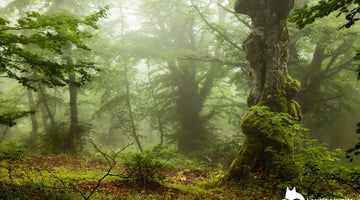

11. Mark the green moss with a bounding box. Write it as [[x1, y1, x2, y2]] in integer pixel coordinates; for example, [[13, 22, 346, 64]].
[[281, 27, 290, 41], [182, 167, 205, 177], [255, 74, 301, 113], [284, 75, 301, 99], [288, 100, 302, 120], [225, 105, 300, 182]]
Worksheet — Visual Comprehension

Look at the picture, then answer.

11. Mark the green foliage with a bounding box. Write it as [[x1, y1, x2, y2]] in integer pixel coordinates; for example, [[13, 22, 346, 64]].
[[42, 122, 71, 154], [42, 121, 92, 154], [286, 165, 360, 199], [297, 166, 343, 199], [0, 8, 107, 88], [289, 0, 360, 162], [291, 129, 342, 198], [331, 167, 360, 194], [40, 192, 76, 200], [289, 0, 360, 80], [246, 105, 299, 137], [121, 146, 175, 187], [294, 129, 342, 169], [0, 142, 25, 161], [289, 0, 360, 29], [0, 110, 35, 127], [0, 188, 17, 200], [190, 134, 242, 167], [0, 183, 77, 200], [353, 50, 360, 80], [277, 129, 360, 199], [345, 122, 360, 162]]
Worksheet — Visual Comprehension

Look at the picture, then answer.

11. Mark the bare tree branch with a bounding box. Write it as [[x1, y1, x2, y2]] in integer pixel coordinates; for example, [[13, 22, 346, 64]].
[[216, 3, 251, 29], [324, 60, 353, 79], [190, 0, 243, 51], [178, 55, 249, 71], [44, 141, 133, 200]]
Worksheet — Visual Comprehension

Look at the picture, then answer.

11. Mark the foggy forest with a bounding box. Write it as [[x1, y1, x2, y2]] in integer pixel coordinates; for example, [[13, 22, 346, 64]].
[[0, 0, 360, 199]]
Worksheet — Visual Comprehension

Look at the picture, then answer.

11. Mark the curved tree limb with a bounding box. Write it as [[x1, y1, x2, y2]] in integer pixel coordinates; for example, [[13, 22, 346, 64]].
[[189, 0, 243, 51], [216, 3, 251, 29]]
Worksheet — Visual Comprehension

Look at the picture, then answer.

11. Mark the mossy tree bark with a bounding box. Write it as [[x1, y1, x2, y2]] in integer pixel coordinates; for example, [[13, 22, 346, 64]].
[[224, 0, 302, 182]]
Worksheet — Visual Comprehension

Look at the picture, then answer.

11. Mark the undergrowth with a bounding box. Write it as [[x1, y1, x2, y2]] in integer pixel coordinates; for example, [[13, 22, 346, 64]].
[[0, 139, 359, 199]]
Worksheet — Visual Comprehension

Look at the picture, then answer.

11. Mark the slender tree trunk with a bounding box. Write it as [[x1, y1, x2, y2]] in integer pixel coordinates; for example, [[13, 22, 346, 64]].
[[0, 127, 9, 144], [147, 63, 165, 146], [224, 0, 301, 182], [40, 106, 48, 132], [38, 86, 56, 127], [118, 2, 142, 152], [124, 64, 143, 152], [27, 89, 38, 143], [66, 57, 81, 153]]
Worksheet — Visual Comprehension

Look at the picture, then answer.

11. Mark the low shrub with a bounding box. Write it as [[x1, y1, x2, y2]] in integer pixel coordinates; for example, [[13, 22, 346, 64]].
[[277, 128, 359, 199], [189, 133, 242, 167], [121, 145, 175, 187], [0, 142, 25, 161], [42, 121, 92, 154]]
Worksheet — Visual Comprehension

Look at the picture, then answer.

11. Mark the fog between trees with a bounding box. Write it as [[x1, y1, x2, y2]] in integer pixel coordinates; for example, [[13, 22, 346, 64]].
[[0, 0, 360, 199]]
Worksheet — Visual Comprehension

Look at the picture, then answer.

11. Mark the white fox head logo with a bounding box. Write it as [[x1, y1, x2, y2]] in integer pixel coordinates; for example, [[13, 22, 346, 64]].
[[285, 187, 304, 200]]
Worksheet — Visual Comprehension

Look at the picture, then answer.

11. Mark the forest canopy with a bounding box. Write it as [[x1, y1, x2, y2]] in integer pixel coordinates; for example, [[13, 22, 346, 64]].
[[0, 9, 107, 88], [0, 8, 107, 126]]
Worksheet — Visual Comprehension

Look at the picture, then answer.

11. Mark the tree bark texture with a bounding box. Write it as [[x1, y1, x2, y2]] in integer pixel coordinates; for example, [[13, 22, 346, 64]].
[[27, 89, 38, 142], [224, 0, 302, 182], [67, 57, 81, 153], [38, 86, 56, 127]]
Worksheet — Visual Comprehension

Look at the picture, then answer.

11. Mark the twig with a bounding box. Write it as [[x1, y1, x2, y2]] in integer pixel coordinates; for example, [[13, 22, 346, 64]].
[[190, 0, 243, 51], [216, 3, 252, 29], [178, 55, 249, 71], [44, 141, 134, 200], [85, 140, 134, 200]]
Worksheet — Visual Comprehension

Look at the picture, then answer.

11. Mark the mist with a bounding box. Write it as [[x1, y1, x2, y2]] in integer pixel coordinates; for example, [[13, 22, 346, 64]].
[[0, 0, 359, 199]]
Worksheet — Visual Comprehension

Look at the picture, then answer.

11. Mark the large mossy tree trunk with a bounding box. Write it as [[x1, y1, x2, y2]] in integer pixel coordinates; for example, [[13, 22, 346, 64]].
[[224, 0, 302, 182]]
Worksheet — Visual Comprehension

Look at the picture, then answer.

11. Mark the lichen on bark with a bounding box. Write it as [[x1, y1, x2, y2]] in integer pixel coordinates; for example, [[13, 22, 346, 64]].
[[224, 0, 301, 183]]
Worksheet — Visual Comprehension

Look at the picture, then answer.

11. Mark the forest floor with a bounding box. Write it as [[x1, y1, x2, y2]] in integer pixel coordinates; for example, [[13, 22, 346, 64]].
[[0, 155, 268, 200], [0, 155, 359, 199]]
